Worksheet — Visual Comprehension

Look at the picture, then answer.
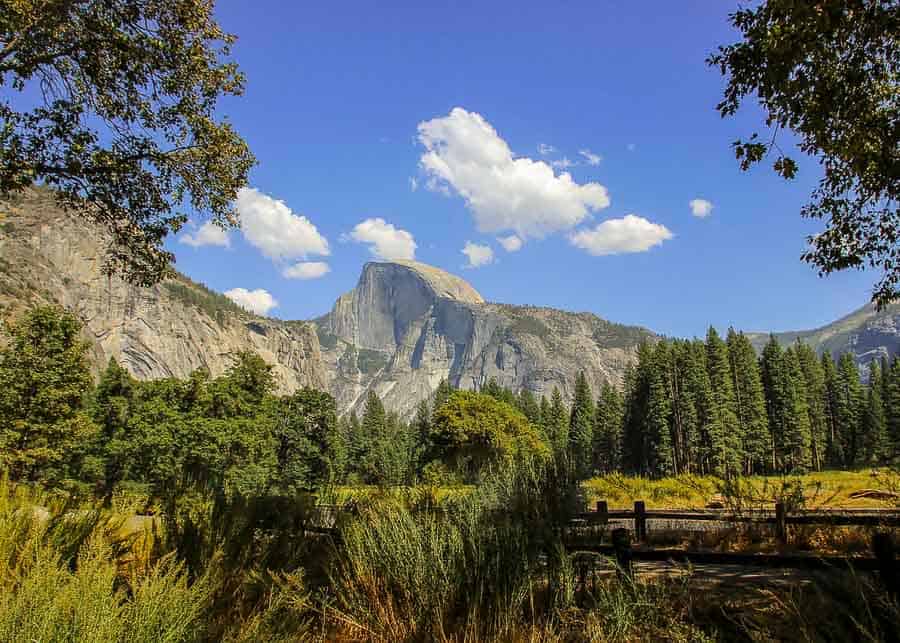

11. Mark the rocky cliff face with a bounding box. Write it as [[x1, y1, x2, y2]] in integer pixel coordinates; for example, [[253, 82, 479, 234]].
[[0, 188, 326, 392], [317, 260, 654, 417], [748, 302, 900, 374]]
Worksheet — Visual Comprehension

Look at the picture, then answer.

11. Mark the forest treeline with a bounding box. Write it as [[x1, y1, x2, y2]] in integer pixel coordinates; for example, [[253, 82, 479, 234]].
[[1, 306, 897, 499]]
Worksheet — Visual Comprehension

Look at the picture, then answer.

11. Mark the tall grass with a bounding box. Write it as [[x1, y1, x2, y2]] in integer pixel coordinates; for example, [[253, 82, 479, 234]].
[[0, 477, 212, 642], [328, 461, 578, 641]]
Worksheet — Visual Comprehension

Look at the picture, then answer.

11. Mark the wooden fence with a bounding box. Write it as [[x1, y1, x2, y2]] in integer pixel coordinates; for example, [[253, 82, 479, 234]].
[[565, 500, 900, 586]]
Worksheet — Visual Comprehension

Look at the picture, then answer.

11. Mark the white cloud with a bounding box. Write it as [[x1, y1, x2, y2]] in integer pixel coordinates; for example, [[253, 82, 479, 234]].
[[551, 157, 577, 170], [417, 107, 610, 240], [235, 187, 329, 261], [497, 234, 523, 252], [689, 198, 714, 218], [579, 149, 602, 166], [224, 288, 278, 316], [570, 214, 673, 256], [347, 217, 417, 261], [178, 221, 230, 248], [282, 261, 331, 280], [627, 143, 637, 152], [461, 241, 494, 268], [538, 143, 556, 155], [409, 176, 418, 191]]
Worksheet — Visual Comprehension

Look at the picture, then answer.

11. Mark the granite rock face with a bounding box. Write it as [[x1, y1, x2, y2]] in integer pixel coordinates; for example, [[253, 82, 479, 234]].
[[0, 188, 326, 392], [317, 261, 654, 417], [747, 302, 900, 376]]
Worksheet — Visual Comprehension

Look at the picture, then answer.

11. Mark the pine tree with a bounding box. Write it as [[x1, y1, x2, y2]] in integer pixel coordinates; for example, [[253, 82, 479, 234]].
[[593, 381, 624, 473], [726, 329, 771, 474], [705, 327, 742, 477], [861, 361, 889, 465], [887, 357, 900, 461], [539, 395, 552, 440], [621, 344, 652, 474], [794, 342, 828, 471], [647, 342, 674, 476], [821, 352, 845, 467], [548, 387, 569, 459], [835, 353, 866, 466], [517, 388, 541, 427], [760, 336, 788, 470], [676, 340, 709, 474], [412, 399, 432, 474], [568, 372, 595, 479], [782, 347, 813, 472], [359, 391, 386, 483]]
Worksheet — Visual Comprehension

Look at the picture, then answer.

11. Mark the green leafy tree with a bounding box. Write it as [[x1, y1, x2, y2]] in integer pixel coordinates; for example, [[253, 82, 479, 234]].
[[430, 390, 548, 481], [91, 357, 137, 496], [270, 388, 339, 493], [0, 0, 255, 284], [709, 1, 900, 305], [0, 306, 96, 481]]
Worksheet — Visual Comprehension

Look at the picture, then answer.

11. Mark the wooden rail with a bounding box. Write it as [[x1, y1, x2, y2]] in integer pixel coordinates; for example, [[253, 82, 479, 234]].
[[571, 500, 900, 544], [564, 500, 900, 588]]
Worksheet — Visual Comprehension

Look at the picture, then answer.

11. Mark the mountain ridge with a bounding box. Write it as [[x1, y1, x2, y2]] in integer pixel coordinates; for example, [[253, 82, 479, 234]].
[[3, 186, 898, 415]]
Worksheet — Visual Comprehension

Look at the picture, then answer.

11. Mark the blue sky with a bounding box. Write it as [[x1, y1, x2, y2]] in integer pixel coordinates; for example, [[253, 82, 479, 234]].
[[168, 0, 876, 338]]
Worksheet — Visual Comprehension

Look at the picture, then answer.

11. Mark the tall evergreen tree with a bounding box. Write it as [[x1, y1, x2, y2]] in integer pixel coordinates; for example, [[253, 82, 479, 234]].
[[647, 342, 674, 476], [548, 387, 569, 460], [726, 329, 771, 474], [782, 347, 813, 472], [568, 372, 595, 479], [794, 342, 828, 471], [517, 388, 541, 427], [861, 361, 889, 466], [835, 353, 866, 466], [705, 327, 742, 477], [593, 381, 624, 474], [821, 352, 845, 467], [887, 357, 900, 461]]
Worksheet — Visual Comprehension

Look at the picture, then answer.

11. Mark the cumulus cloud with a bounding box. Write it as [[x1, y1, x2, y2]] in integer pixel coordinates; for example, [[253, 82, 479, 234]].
[[579, 149, 602, 166], [537, 143, 556, 155], [235, 187, 329, 261], [461, 241, 494, 268], [282, 261, 331, 280], [689, 198, 714, 218], [497, 234, 523, 252], [417, 107, 610, 240], [178, 221, 230, 248], [409, 176, 418, 191], [224, 288, 278, 316], [569, 215, 673, 256], [347, 217, 417, 261]]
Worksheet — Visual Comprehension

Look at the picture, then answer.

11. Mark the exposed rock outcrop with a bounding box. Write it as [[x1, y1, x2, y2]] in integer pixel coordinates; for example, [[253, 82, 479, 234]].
[[317, 261, 654, 417], [0, 188, 326, 392]]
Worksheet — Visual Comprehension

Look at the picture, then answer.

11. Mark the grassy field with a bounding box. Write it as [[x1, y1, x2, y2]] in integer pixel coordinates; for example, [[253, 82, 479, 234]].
[[583, 469, 900, 510]]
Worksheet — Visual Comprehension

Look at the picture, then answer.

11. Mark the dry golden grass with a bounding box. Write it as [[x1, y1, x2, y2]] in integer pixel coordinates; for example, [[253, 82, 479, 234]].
[[584, 469, 900, 510]]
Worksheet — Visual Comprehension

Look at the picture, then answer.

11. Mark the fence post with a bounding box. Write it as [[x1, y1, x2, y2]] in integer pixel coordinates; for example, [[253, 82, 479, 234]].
[[611, 527, 633, 580], [775, 502, 787, 544], [873, 532, 898, 599], [634, 500, 647, 542], [596, 500, 608, 524]]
